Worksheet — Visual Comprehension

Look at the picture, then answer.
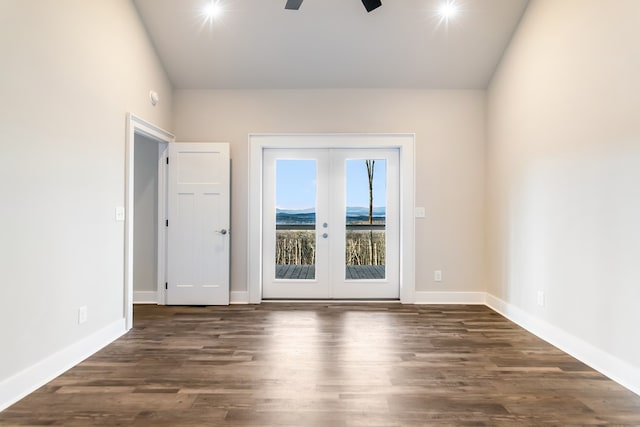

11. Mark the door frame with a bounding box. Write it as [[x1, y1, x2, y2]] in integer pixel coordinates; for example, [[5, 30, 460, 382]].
[[125, 113, 174, 330], [248, 133, 416, 304]]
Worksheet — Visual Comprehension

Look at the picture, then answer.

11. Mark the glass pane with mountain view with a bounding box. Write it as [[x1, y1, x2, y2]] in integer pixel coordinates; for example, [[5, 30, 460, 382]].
[[275, 160, 316, 280], [345, 159, 386, 280], [274, 158, 386, 281]]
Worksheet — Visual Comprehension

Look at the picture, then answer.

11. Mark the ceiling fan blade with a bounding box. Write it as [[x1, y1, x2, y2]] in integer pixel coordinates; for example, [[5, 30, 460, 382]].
[[361, 0, 382, 12], [285, 0, 303, 10]]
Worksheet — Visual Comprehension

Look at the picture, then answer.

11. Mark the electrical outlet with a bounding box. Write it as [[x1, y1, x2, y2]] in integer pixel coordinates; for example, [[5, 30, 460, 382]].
[[537, 291, 545, 307], [78, 306, 88, 324], [434, 270, 442, 282]]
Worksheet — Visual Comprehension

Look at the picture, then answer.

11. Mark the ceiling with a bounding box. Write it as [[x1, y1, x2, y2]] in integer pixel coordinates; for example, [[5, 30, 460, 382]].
[[133, 0, 529, 90]]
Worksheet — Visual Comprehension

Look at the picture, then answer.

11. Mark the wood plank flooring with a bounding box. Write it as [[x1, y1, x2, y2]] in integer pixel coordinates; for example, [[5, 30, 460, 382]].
[[2, 304, 640, 426]]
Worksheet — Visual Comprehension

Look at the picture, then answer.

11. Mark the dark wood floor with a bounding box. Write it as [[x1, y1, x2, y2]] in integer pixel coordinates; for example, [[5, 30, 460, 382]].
[[2, 304, 640, 426]]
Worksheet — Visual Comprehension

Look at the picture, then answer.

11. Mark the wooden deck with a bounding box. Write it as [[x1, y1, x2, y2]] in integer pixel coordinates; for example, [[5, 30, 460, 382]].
[[276, 264, 385, 280]]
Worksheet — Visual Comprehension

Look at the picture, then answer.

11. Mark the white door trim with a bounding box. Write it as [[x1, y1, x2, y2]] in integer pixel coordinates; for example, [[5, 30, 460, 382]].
[[125, 113, 174, 330], [248, 133, 415, 304]]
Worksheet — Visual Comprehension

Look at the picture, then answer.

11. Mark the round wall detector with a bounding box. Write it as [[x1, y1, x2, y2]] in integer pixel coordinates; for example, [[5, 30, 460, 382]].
[[149, 90, 159, 106]]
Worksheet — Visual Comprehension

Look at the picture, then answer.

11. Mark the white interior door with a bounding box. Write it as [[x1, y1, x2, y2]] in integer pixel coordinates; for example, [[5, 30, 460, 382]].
[[262, 148, 399, 299], [166, 142, 230, 305]]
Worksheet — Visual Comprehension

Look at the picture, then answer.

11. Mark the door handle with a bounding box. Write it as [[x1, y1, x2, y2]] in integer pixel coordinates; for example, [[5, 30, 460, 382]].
[[322, 233, 328, 238], [215, 229, 228, 235]]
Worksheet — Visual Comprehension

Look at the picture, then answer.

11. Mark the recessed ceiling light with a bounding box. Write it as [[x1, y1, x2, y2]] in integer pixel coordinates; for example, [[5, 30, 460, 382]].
[[203, 1, 223, 20], [438, 1, 459, 19]]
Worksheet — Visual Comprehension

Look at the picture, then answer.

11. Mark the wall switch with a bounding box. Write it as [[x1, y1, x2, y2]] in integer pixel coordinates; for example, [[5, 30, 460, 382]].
[[78, 306, 88, 324], [537, 291, 545, 307], [115, 207, 125, 222], [415, 207, 426, 218], [434, 270, 442, 282]]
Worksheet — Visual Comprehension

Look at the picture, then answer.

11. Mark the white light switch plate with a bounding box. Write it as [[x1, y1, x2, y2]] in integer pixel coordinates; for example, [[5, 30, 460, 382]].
[[115, 207, 125, 221], [415, 207, 426, 218]]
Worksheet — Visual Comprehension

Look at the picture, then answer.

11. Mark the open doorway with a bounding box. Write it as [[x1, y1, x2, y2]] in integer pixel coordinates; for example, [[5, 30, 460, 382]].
[[125, 114, 174, 330], [133, 134, 166, 303]]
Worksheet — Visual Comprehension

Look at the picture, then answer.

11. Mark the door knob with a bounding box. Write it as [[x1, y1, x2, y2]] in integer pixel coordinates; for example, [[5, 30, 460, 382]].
[[322, 233, 328, 238], [215, 229, 228, 235]]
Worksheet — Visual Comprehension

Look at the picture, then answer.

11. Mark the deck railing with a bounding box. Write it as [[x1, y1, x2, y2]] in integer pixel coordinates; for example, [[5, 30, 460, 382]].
[[275, 224, 386, 267]]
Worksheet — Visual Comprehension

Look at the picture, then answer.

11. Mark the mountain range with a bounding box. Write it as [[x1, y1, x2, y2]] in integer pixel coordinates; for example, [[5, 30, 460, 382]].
[[276, 207, 385, 224]]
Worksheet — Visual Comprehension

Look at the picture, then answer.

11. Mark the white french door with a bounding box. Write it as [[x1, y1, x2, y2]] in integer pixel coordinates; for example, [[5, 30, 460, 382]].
[[262, 148, 399, 299]]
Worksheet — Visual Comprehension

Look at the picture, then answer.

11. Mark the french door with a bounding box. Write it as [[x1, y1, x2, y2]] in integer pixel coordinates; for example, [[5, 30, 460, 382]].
[[262, 148, 399, 299]]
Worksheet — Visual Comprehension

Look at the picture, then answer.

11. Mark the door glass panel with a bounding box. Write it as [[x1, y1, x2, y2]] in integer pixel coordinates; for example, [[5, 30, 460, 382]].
[[345, 159, 386, 280], [275, 160, 316, 280]]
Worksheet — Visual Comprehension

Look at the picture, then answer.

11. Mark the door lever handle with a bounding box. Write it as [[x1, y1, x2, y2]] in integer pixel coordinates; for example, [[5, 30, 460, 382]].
[[215, 229, 228, 235]]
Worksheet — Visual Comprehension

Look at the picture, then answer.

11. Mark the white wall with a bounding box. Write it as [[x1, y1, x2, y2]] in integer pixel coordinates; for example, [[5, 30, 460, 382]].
[[487, 0, 640, 370], [134, 135, 159, 296], [0, 0, 172, 384], [173, 89, 486, 297]]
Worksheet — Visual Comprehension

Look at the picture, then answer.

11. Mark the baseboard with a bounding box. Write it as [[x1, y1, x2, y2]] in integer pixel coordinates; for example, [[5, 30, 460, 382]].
[[0, 318, 127, 411], [485, 293, 640, 397], [133, 291, 158, 304], [414, 291, 486, 305], [230, 291, 249, 304]]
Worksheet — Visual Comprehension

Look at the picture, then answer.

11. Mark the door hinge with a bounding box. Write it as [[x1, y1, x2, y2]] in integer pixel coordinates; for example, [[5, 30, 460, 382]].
[[165, 282, 168, 290], [166, 157, 169, 165], [166, 219, 168, 227]]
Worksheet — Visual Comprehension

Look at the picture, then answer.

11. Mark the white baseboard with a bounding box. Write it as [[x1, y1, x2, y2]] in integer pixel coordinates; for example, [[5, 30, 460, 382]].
[[0, 318, 127, 411], [485, 293, 640, 397], [414, 291, 486, 305], [230, 291, 249, 304], [133, 291, 158, 304]]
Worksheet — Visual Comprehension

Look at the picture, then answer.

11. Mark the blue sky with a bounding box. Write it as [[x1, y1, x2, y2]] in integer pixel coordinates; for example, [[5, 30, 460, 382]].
[[276, 159, 387, 210]]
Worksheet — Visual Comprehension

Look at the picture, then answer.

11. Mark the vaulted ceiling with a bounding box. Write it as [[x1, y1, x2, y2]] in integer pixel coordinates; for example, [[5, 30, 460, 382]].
[[133, 0, 529, 89]]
